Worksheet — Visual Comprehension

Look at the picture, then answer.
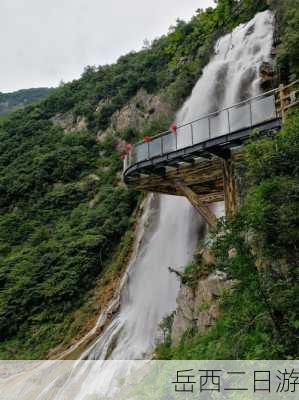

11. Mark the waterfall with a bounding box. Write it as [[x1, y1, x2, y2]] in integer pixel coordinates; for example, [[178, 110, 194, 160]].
[[0, 10, 274, 400], [177, 10, 274, 126], [86, 195, 200, 361], [82, 7, 275, 366]]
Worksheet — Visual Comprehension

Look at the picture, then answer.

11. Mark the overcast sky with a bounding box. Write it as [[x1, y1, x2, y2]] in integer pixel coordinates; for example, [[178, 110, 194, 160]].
[[0, 0, 214, 93]]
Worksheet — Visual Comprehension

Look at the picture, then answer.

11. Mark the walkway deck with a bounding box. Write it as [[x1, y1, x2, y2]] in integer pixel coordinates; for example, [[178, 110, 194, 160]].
[[123, 82, 298, 225]]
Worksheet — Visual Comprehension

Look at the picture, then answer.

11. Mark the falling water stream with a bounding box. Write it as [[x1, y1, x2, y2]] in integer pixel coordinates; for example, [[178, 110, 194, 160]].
[[177, 10, 274, 127], [86, 195, 200, 361], [0, 10, 274, 400]]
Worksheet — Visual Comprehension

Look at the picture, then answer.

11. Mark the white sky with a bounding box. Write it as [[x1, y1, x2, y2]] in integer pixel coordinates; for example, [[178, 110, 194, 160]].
[[0, 0, 214, 92]]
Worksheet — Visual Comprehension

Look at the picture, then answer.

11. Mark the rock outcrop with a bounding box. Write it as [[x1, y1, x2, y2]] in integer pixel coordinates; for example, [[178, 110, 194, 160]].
[[50, 112, 87, 133], [96, 89, 174, 143], [171, 270, 233, 345], [259, 61, 276, 90], [50, 89, 173, 143], [111, 89, 173, 132]]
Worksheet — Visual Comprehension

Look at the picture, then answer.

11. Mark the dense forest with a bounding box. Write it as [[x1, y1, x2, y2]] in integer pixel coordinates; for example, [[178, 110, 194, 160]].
[[0, 0, 298, 359], [0, 88, 52, 116]]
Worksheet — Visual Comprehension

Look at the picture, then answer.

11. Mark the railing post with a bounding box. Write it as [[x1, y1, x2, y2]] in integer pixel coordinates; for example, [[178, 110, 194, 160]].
[[273, 94, 278, 119], [249, 100, 253, 127], [279, 84, 287, 123], [227, 110, 231, 133], [208, 117, 211, 139], [191, 123, 194, 146]]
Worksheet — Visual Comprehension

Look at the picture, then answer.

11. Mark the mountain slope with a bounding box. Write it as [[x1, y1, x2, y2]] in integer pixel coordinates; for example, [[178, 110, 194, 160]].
[[0, 0, 291, 359], [0, 88, 52, 116]]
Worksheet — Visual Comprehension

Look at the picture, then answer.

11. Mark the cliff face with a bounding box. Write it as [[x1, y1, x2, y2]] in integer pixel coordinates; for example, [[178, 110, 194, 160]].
[[50, 112, 88, 133], [50, 89, 173, 141], [109, 89, 173, 133], [171, 270, 233, 345], [96, 89, 173, 145]]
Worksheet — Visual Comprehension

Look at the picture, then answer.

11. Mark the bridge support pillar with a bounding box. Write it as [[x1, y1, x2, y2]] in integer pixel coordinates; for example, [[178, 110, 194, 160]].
[[222, 159, 237, 218], [279, 84, 288, 123], [175, 181, 218, 227]]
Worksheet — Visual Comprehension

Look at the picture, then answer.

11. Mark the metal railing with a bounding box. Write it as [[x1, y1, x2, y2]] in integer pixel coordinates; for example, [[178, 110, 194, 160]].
[[124, 82, 298, 171]]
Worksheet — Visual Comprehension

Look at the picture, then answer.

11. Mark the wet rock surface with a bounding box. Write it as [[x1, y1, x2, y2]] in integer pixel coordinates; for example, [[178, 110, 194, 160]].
[[259, 60, 276, 90]]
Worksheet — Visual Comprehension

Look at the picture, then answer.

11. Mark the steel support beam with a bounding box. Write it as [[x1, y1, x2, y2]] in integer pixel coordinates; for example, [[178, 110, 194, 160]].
[[175, 181, 218, 227]]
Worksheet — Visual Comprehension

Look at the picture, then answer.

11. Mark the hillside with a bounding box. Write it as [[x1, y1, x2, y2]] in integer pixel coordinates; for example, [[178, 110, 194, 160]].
[[0, 88, 52, 116], [0, 0, 298, 360]]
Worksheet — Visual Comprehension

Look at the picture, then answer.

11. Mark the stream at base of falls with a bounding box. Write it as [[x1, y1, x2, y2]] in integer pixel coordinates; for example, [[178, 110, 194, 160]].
[[0, 10, 275, 400]]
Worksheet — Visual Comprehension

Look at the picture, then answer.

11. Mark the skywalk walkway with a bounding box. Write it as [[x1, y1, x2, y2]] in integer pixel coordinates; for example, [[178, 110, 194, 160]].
[[123, 82, 298, 226]]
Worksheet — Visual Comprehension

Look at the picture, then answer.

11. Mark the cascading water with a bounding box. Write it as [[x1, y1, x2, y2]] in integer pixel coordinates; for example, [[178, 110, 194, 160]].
[[86, 195, 200, 361], [0, 10, 274, 400], [177, 10, 274, 127]]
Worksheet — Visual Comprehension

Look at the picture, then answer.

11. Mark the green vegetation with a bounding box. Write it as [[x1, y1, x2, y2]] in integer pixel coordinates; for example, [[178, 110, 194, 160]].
[[0, 110, 138, 358], [0, 0, 269, 359], [156, 109, 299, 360], [276, 0, 299, 81], [0, 88, 52, 116]]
